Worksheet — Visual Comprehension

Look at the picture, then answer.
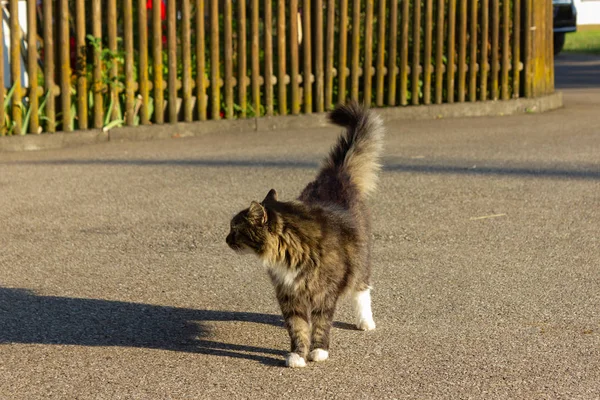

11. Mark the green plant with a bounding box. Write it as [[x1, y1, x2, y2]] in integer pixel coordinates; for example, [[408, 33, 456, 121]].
[[3, 86, 52, 135], [85, 35, 127, 131], [2, 85, 18, 134]]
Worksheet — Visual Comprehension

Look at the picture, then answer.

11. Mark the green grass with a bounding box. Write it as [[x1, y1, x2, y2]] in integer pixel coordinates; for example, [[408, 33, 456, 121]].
[[563, 30, 600, 55]]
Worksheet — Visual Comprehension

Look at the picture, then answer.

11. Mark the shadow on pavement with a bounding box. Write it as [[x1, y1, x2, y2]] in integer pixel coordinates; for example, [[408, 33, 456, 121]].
[[383, 163, 600, 180], [5, 158, 600, 180], [0, 287, 286, 366], [0, 287, 356, 366], [555, 53, 600, 89]]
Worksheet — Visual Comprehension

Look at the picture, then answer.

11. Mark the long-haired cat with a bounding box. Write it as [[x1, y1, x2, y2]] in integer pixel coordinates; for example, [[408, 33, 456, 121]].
[[226, 102, 384, 367]]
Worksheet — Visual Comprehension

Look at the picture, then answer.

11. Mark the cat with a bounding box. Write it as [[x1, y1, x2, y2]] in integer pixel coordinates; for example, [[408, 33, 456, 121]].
[[226, 102, 384, 368]]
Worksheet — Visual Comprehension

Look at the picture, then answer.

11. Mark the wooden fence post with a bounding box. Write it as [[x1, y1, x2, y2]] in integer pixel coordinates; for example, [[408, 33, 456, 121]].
[[10, 0, 22, 134], [138, 0, 150, 125], [42, 0, 56, 132], [27, 0, 39, 133], [524, 0, 554, 97], [59, 0, 71, 131], [92, 0, 103, 129]]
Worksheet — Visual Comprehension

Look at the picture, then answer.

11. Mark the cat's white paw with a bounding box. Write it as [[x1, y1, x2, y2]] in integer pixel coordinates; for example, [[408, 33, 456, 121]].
[[308, 348, 329, 362], [285, 353, 307, 368], [356, 318, 376, 331]]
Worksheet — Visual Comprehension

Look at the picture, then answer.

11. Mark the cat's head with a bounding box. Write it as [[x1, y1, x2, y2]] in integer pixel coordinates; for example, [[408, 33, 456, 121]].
[[226, 189, 278, 256]]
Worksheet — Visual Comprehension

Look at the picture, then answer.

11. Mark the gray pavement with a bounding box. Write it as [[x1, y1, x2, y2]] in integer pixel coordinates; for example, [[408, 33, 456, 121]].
[[1, 55, 599, 399], [555, 53, 600, 89]]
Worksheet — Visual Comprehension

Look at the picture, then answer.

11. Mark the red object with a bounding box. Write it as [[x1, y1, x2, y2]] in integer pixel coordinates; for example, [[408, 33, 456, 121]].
[[70, 37, 77, 69], [147, 0, 167, 44], [146, 0, 166, 20]]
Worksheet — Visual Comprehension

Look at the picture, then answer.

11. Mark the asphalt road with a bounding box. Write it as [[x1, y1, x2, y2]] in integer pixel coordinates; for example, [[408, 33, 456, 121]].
[[555, 52, 600, 89], [1, 55, 599, 399]]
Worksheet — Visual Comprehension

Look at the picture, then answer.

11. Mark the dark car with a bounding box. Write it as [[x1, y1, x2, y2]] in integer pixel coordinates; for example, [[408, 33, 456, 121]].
[[553, 0, 577, 55]]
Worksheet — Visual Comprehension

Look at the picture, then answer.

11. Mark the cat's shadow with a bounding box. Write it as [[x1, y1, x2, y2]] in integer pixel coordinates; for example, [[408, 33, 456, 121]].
[[0, 287, 355, 367]]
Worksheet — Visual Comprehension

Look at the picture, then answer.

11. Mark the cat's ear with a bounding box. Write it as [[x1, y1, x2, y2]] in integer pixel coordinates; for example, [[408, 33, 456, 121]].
[[262, 189, 278, 203], [248, 201, 267, 225]]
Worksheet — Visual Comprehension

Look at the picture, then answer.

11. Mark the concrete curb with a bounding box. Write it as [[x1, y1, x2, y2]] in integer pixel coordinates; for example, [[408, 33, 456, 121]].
[[0, 130, 109, 152], [0, 92, 562, 153], [109, 118, 256, 143], [378, 91, 563, 121]]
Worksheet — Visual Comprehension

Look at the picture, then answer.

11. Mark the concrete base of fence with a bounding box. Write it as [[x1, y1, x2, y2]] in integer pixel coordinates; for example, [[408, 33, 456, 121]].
[[109, 118, 255, 143], [0, 92, 562, 153], [0, 130, 109, 152], [379, 91, 563, 121]]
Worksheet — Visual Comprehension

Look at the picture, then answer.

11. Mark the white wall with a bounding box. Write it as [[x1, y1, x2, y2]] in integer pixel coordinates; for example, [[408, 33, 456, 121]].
[[574, 0, 600, 25]]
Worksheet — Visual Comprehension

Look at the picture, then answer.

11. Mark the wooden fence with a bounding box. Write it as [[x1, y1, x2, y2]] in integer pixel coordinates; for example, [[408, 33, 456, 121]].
[[0, 0, 554, 135]]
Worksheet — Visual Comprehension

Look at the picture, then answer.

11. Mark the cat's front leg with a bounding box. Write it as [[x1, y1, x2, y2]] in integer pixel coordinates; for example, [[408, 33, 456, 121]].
[[279, 295, 311, 368], [308, 298, 337, 362], [283, 314, 311, 367]]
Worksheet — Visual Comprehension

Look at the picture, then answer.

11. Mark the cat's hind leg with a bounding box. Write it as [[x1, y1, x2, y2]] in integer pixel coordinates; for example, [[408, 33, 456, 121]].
[[352, 286, 376, 331]]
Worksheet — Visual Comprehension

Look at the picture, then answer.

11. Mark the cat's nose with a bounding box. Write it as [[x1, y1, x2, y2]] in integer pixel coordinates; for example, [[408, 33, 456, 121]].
[[226, 233, 233, 246]]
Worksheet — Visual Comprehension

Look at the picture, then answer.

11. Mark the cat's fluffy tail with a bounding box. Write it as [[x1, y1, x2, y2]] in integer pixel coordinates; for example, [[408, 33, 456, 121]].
[[325, 102, 384, 197]]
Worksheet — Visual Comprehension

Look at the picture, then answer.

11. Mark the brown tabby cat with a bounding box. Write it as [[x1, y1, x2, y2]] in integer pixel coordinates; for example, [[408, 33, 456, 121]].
[[226, 102, 384, 367]]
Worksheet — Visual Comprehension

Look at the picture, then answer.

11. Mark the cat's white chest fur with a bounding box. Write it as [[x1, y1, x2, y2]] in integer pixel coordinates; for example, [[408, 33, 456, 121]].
[[266, 261, 299, 288]]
